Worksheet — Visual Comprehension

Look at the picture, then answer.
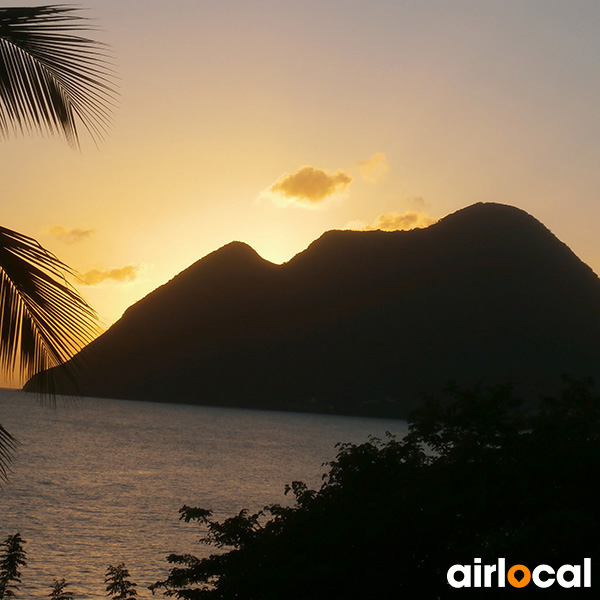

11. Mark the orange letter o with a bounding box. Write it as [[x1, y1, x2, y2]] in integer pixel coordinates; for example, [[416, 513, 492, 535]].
[[507, 564, 531, 588]]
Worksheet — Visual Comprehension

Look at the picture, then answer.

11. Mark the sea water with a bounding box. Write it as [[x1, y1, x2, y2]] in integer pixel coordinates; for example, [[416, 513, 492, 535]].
[[0, 389, 407, 598]]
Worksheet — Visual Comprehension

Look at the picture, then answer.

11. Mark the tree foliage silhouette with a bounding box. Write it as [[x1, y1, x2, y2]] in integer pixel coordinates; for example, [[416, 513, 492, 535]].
[[49, 578, 73, 600], [105, 563, 137, 600], [0, 4, 116, 480], [151, 378, 600, 599], [0, 533, 26, 599], [0, 5, 116, 146]]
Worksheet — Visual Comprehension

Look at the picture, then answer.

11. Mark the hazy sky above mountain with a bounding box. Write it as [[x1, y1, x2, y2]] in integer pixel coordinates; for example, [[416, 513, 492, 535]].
[[2, 0, 599, 335]]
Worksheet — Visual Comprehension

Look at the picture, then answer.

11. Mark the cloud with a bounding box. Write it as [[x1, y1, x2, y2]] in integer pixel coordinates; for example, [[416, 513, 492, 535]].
[[357, 152, 390, 182], [79, 265, 140, 286], [47, 225, 95, 244], [263, 166, 352, 208], [347, 210, 437, 232]]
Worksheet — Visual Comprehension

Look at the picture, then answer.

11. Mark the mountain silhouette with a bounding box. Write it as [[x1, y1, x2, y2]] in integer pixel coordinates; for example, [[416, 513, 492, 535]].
[[26, 203, 600, 417]]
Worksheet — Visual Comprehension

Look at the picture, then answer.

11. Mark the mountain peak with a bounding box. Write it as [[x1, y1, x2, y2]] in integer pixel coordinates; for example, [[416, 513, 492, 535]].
[[27, 203, 600, 417], [172, 240, 272, 283], [435, 202, 547, 234], [205, 240, 266, 264]]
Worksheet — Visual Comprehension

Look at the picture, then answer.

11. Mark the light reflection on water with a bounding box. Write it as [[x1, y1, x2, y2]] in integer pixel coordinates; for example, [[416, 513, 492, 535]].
[[1, 389, 407, 598]]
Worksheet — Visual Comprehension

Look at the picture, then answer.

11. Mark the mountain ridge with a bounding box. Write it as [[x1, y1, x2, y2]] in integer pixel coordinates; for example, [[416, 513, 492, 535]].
[[26, 202, 600, 417]]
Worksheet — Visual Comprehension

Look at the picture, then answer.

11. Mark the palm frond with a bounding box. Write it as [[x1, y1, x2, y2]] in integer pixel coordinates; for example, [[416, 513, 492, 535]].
[[0, 423, 17, 483], [0, 225, 98, 391], [0, 5, 117, 147]]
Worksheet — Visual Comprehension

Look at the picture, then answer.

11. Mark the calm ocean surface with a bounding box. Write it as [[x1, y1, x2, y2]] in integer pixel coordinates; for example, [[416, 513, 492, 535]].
[[0, 389, 407, 598]]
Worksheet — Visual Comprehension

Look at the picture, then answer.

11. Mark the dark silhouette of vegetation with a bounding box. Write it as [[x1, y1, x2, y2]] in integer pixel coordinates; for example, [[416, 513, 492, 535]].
[[0, 4, 116, 479], [49, 578, 73, 600], [0, 226, 99, 389], [1, 379, 598, 597], [149, 378, 600, 599], [105, 563, 138, 600], [0, 424, 17, 484], [0, 533, 26, 599], [0, 5, 116, 146], [0, 552, 136, 600]]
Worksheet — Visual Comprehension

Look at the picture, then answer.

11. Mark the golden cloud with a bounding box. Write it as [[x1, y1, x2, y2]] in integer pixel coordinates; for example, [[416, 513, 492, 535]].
[[348, 210, 437, 232], [264, 166, 352, 208], [47, 225, 95, 244], [79, 265, 140, 286], [357, 152, 390, 182]]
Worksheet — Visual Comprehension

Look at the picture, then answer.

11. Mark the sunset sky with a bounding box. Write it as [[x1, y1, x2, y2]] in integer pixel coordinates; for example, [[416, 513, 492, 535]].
[[2, 0, 599, 342]]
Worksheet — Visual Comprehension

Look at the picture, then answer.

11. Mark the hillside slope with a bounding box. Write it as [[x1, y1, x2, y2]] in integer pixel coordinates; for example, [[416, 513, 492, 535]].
[[26, 203, 600, 416]]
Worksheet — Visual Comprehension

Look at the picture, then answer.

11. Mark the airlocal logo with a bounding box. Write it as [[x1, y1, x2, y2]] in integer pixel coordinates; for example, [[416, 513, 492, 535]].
[[447, 558, 591, 589]]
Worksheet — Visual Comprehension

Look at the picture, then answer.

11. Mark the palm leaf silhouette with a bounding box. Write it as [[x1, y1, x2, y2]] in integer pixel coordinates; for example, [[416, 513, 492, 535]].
[[0, 4, 116, 146], [0, 225, 99, 481], [0, 423, 17, 483], [0, 6, 115, 481], [0, 225, 98, 382]]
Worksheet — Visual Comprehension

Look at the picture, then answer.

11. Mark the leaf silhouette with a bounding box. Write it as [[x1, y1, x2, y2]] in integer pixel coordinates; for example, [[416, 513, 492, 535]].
[[0, 225, 99, 476], [0, 423, 17, 484], [0, 225, 98, 389], [0, 5, 116, 146]]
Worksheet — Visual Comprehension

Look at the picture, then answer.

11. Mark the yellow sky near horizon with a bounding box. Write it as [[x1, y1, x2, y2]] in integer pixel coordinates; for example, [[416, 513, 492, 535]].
[[2, 0, 600, 386]]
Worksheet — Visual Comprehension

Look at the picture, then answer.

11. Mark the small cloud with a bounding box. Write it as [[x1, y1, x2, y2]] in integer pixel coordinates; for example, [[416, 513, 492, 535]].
[[357, 152, 390, 182], [262, 166, 352, 208], [47, 225, 95, 244], [79, 265, 140, 286], [347, 210, 437, 232]]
